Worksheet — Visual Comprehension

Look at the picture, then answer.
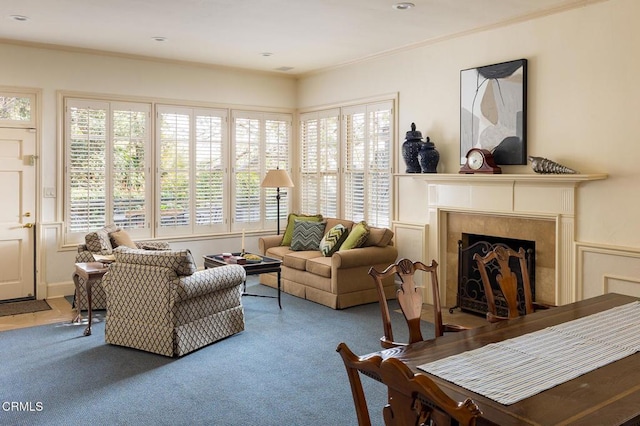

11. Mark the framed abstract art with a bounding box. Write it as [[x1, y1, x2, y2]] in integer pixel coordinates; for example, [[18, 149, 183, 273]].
[[460, 58, 527, 165]]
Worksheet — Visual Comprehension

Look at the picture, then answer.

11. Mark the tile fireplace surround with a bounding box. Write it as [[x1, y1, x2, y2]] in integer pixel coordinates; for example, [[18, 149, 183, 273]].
[[415, 173, 607, 307]]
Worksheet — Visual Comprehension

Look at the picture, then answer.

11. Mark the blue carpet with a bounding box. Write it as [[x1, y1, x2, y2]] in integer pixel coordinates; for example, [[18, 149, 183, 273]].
[[0, 278, 433, 425]]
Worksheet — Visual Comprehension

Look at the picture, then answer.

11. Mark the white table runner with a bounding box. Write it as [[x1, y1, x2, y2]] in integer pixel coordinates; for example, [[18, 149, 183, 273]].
[[418, 301, 640, 405]]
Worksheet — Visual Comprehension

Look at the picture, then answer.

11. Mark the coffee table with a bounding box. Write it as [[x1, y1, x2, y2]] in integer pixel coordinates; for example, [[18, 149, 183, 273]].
[[203, 253, 282, 309]]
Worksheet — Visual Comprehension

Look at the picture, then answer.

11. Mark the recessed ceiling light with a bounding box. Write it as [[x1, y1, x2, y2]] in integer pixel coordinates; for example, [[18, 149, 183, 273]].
[[275, 66, 294, 72], [152, 36, 167, 42], [392, 2, 415, 10], [9, 15, 30, 22], [261, 52, 273, 57]]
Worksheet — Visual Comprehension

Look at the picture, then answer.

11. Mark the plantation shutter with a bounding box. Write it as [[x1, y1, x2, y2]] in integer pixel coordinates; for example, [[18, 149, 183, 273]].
[[343, 107, 366, 223], [343, 101, 392, 227], [299, 109, 339, 217], [366, 102, 392, 227], [264, 115, 292, 230], [111, 102, 151, 237], [194, 109, 227, 233], [66, 100, 109, 234], [232, 111, 291, 231], [65, 99, 151, 239], [157, 106, 191, 236], [232, 113, 262, 230], [157, 106, 228, 236]]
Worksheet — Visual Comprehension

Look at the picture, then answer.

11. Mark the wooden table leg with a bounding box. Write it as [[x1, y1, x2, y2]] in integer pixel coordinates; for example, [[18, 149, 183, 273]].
[[84, 276, 93, 336], [71, 271, 94, 336], [71, 272, 82, 323]]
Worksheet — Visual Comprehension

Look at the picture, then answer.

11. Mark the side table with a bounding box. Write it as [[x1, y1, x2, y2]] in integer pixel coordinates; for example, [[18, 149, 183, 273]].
[[72, 262, 109, 336]]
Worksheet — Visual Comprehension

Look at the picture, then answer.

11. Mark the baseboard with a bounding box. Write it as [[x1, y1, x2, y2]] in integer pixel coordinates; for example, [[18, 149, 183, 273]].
[[46, 280, 75, 299]]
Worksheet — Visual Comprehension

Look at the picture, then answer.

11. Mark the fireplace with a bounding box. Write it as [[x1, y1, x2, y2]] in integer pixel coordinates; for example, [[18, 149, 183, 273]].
[[414, 173, 605, 307], [454, 233, 535, 317]]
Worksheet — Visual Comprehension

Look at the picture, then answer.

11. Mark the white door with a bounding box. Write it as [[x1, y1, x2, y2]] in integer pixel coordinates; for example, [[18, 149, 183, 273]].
[[0, 127, 36, 301]]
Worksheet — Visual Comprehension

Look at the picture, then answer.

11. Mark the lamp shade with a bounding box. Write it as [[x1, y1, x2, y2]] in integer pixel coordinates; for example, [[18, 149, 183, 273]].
[[261, 169, 294, 188]]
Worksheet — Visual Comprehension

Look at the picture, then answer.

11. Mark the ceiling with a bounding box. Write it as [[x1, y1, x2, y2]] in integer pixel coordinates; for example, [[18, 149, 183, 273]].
[[1, 0, 600, 76]]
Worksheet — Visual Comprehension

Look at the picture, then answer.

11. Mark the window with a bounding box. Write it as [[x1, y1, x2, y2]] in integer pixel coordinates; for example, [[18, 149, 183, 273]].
[[343, 102, 392, 227], [299, 109, 340, 217], [232, 111, 291, 232], [0, 92, 35, 127], [156, 105, 228, 237], [64, 96, 292, 243], [300, 100, 393, 227], [65, 99, 151, 240], [63, 97, 292, 242]]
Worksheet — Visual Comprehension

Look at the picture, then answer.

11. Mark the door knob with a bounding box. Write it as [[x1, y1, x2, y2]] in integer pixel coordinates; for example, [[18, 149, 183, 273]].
[[22, 223, 34, 228]]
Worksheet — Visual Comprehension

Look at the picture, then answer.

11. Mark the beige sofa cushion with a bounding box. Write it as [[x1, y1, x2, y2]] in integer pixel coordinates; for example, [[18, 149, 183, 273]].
[[364, 226, 394, 247], [325, 218, 355, 231], [306, 256, 332, 278], [283, 250, 321, 271], [265, 245, 292, 260]]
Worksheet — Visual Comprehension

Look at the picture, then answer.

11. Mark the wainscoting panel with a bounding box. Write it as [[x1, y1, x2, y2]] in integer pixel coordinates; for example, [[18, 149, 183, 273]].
[[391, 222, 429, 298], [577, 243, 640, 300]]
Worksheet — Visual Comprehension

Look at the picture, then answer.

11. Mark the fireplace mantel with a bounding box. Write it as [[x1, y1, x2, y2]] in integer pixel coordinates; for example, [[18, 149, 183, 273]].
[[404, 173, 608, 185], [405, 172, 608, 307]]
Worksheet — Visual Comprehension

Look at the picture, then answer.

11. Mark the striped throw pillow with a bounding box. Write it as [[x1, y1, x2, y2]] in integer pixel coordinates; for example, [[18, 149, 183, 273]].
[[319, 224, 349, 257], [290, 220, 326, 251]]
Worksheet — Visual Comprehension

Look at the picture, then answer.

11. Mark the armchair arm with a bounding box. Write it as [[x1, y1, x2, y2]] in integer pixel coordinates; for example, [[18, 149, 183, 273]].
[[174, 265, 246, 301], [135, 240, 170, 250], [331, 245, 398, 269], [75, 249, 96, 263], [259, 235, 284, 255]]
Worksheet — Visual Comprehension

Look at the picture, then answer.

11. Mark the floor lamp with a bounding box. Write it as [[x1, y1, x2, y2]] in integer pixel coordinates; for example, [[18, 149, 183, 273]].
[[261, 169, 294, 235]]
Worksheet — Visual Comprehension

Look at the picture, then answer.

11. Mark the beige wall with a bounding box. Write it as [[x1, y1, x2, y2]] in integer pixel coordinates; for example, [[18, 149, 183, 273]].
[[298, 0, 640, 301], [298, 0, 639, 249], [1, 42, 297, 295]]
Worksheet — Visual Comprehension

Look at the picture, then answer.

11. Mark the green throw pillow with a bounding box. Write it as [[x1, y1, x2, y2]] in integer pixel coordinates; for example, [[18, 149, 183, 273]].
[[339, 221, 370, 251], [319, 224, 349, 257], [290, 220, 326, 251], [281, 213, 323, 246]]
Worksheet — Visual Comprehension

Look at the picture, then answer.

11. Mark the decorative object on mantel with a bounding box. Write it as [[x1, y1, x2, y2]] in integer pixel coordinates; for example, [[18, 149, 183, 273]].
[[460, 58, 528, 166], [528, 156, 577, 174], [459, 148, 502, 174], [402, 122, 423, 173], [419, 136, 440, 173]]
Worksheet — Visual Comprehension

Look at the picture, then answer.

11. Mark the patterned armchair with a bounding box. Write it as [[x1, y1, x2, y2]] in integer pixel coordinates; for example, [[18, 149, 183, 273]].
[[75, 225, 170, 310], [102, 247, 246, 357]]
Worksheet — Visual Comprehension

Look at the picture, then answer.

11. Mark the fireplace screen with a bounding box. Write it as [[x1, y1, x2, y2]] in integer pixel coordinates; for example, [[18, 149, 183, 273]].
[[452, 233, 535, 317]]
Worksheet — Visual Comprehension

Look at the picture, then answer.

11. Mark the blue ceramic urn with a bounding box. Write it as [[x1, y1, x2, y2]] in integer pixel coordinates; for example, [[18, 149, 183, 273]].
[[402, 123, 422, 173], [419, 136, 440, 173]]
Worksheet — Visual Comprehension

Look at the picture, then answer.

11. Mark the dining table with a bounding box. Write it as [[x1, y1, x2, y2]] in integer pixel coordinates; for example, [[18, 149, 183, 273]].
[[364, 292, 640, 426]]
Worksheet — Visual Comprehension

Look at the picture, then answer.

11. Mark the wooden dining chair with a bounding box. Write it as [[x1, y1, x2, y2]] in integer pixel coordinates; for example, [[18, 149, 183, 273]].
[[336, 342, 383, 426], [379, 357, 483, 426], [473, 245, 549, 322], [369, 258, 467, 349]]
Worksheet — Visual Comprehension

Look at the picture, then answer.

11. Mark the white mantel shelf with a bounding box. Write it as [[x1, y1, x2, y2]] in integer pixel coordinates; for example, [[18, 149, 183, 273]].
[[400, 173, 608, 185]]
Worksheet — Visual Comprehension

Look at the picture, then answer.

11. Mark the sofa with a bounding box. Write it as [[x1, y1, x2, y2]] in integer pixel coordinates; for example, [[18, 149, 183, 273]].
[[102, 247, 246, 357], [74, 224, 170, 310], [259, 217, 398, 309]]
